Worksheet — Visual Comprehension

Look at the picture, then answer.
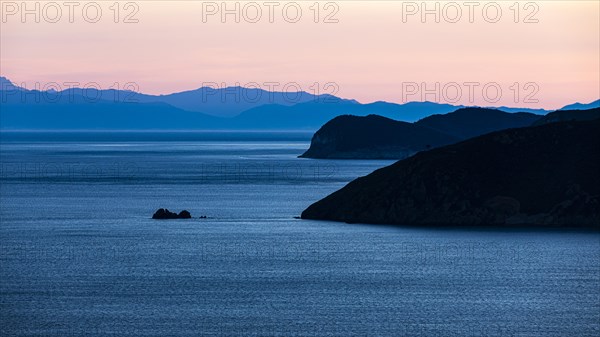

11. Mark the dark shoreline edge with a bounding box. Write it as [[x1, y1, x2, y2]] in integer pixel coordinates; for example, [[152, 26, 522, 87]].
[[300, 218, 600, 233]]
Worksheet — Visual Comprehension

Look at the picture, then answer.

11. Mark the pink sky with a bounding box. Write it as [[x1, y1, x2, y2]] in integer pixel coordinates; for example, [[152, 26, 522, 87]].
[[1, 1, 598, 109]]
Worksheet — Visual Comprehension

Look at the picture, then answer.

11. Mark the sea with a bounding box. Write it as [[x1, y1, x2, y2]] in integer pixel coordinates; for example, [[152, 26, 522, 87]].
[[1, 131, 598, 337]]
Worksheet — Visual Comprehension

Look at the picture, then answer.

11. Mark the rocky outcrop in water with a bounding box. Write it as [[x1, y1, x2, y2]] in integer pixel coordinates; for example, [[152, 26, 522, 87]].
[[152, 209, 192, 219]]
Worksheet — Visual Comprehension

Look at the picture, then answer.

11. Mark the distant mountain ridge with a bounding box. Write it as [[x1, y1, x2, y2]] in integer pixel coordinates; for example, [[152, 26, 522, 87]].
[[0, 76, 21, 92], [560, 100, 600, 111], [0, 77, 347, 117], [135, 87, 348, 117], [2, 76, 597, 130], [1, 77, 464, 130], [229, 100, 464, 130]]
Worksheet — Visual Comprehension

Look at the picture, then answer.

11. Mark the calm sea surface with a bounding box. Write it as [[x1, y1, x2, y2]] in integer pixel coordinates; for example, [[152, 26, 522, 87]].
[[1, 132, 598, 337]]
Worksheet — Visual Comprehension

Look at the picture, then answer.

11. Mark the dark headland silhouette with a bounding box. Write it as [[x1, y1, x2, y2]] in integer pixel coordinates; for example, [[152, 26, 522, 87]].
[[416, 107, 541, 139], [532, 107, 600, 126], [300, 108, 541, 159], [299, 114, 460, 159], [301, 109, 600, 228]]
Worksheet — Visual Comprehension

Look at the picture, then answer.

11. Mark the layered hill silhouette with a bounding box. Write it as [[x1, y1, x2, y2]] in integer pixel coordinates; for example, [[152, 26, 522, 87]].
[[532, 107, 600, 126], [560, 99, 600, 111], [1, 76, 568, 130], [135, 87, 340, 117], [0, 93, 459, 130], [415, 108, 541, 139], [0, 77, 340, 118], [300, 108, 541, 159], [301, 116, 600, 228], [0, 90, 222, 130], [230, 100, 463, 130], [0, 83, 460, 129]]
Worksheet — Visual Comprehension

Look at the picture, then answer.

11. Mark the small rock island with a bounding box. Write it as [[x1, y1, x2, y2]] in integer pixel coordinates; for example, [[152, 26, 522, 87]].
[[152, 208, 192, 219]]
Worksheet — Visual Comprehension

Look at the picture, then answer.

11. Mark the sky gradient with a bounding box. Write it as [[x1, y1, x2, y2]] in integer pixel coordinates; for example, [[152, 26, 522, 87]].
[[1, 1, 598, 109]]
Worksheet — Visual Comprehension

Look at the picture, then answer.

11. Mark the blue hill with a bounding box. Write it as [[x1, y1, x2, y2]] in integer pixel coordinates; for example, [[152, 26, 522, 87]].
[[560, 99, 600, 111]]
